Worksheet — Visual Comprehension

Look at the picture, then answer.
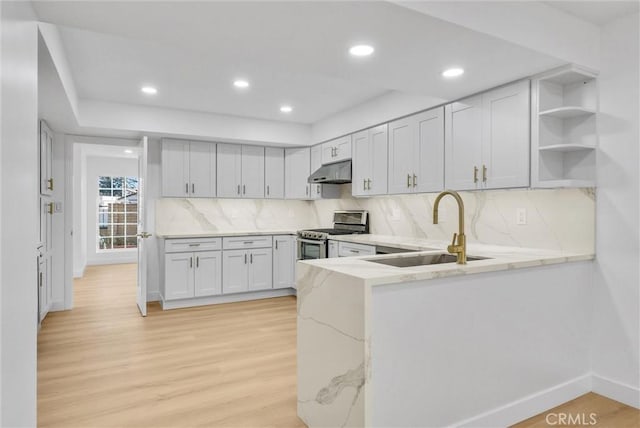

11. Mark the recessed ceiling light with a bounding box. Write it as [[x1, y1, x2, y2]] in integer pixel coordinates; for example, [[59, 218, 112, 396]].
[[233, 79, 250, 88], [124, 149, 133, 154], [280, 105, 293, 113], [141, 86, 157, 95], [349, 44, 375, 57], [442, 68, 465, 78]]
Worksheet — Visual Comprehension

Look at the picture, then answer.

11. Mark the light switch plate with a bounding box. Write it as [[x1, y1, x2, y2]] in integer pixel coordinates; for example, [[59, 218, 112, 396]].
[[516, 208, 527, 225]]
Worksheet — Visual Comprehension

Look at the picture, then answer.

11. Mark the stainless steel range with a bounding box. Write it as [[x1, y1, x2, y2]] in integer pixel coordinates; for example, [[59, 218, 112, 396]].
[[297, 210, 369, 260]]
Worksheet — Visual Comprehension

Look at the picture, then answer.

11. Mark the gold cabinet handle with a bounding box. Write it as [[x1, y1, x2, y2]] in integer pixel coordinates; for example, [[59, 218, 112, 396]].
[[413, 174, 417, 188], [47, 178, 54, 191], [407, 174, 411, 188], [482, 165, 487, 183], [473, 166, 479, 183], [47, 202, 54, 215]]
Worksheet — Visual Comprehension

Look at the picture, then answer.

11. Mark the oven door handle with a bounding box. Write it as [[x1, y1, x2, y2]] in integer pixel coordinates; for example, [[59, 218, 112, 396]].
[[297, 238, 326, 245]]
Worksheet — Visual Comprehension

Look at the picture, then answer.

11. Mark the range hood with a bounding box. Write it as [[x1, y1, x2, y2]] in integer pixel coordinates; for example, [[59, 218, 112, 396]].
[[308, 160, 352, 184]]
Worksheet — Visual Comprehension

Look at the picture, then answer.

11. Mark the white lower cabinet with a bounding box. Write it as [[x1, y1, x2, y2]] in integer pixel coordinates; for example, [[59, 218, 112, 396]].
[[165, 250, 222, 300], [163, 235, 295, 308], [273, 235, 296, 289], [328, 240, 339, 258], [222, 248, 273, 293]]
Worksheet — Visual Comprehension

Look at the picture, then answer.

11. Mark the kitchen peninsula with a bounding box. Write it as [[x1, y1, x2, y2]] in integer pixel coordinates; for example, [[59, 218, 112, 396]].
[[297, 234, 594, 427]]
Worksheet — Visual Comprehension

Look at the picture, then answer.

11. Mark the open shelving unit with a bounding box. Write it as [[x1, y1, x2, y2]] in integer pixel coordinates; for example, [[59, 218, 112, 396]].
[[531, 64, 598, 188]]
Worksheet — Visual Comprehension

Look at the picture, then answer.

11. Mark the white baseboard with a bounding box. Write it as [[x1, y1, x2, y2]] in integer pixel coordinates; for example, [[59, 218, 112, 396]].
[[49, 300, 66, 312], [146, 291, 161, 302], [455, 374, 592, 427], [161, 288, 296, 310], [592, 374, 640, 409]]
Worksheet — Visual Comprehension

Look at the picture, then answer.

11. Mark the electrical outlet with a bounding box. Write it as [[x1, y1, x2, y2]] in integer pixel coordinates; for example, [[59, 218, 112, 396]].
[[516, 208, 527, 225]]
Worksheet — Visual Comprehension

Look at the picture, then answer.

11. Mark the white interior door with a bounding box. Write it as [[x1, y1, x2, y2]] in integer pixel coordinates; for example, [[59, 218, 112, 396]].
[[137, 136, 149, 316]]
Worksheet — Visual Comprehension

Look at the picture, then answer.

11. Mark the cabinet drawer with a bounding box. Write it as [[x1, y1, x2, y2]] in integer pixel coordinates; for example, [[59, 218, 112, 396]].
[[223, 235, 273, 250], [338, 241, 376, 257], [164, 238, 222, 253]]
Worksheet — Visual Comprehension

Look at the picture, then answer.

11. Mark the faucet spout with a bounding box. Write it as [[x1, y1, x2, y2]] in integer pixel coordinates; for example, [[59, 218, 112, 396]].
[[433, 190, 467, 264]]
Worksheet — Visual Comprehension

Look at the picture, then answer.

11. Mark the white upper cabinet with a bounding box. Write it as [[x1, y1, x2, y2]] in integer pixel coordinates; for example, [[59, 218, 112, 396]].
[[309, 145, 323, 199], [162, 139, 216, 198], [217, 143, 243, 197], [482, 80, 530, 189], [188, 141, 217, 197], [321, 135, 352, 164], [445, 80, 530, 190], [265, 147, 285, 199], [444, 98, 483, 191], [241, 145, 265, 198], [388, 107, 444, 194], [352, 124, 388, 197], [285, 147, 311, 199], [217, 144, 265, 198]]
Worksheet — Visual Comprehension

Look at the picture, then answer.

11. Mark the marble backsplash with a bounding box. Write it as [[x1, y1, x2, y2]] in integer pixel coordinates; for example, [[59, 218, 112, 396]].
[[155, 186, 595, 253]]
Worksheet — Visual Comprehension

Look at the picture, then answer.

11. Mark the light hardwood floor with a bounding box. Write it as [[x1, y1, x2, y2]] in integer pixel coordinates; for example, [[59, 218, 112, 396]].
[[39, 264, 638, 427], [38, 264, 305, 427]]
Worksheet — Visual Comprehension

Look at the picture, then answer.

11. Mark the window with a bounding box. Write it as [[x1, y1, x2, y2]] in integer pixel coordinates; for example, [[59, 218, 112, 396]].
[[97, 176, 138, 250]]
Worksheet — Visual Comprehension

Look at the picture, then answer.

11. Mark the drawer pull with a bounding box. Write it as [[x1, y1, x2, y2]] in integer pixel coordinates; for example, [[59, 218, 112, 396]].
[[196, 256, 199, 268], [243, 241, 254, 244], [188, 243, 201, 247]]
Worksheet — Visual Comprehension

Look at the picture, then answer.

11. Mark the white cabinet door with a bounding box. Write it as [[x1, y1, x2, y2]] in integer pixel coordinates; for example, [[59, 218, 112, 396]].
[[334, 136, 352, 162], [328, 240, 339, 258], [369, 124, 388, 196], [309, 145, 323, 200], [217, 143, 242, 198], [388, 117, 416, 194], [162, 139, 190, 197], [415, 108, 444, 193], [445, 96, 483, 191], [482, 80, 530, 189], [241, 145, 265, 198], [248, 248, 273, 291], [165, 252, 195, 300], [285, 147, 311, 199], [273, 235, 295, 289], [40, 121, 54, 196], [189, 141, 216, 198], [222, 249, 248, 294], [351, 129, 370, 197], [265, 147, 284, 199], [194, 251, 222, 297], [322, 136, 352, 164]]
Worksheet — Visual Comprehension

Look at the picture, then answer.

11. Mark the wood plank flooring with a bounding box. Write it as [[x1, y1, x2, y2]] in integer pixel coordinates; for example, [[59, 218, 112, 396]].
[[38, 264, 638, 427], [513, 392, 639, 427], [38, 264, 305, 427]]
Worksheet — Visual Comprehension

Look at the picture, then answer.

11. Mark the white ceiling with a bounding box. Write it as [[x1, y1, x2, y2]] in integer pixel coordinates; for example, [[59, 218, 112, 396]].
[[543, 1, 639, 26], [33, 1, 567, 126]]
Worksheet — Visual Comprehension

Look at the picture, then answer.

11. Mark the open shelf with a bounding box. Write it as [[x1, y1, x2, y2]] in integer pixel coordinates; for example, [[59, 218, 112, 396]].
[[539, 106, 596, 119], [539, 143, 596, 152], [533, 64, 598, 188]]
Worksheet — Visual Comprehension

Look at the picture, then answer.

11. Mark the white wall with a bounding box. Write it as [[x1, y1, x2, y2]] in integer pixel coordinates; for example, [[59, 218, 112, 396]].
[[0, 1, 38, 425], [85, 156, 139, 265], [311, 91, 446, 143], [591, 12, 640, 407]]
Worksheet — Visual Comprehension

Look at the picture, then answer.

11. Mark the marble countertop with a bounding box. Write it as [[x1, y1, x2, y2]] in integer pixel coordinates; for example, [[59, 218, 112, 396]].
[[300, 234, 594, 287], [156, 229, 299, 239]]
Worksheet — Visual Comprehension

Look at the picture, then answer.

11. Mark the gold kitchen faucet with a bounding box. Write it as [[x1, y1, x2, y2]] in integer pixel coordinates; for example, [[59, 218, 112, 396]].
[[433, 190, 467, 264]]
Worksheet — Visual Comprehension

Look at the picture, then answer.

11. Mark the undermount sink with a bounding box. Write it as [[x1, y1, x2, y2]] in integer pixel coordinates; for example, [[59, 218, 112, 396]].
[[367, 253, 489, 268]]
